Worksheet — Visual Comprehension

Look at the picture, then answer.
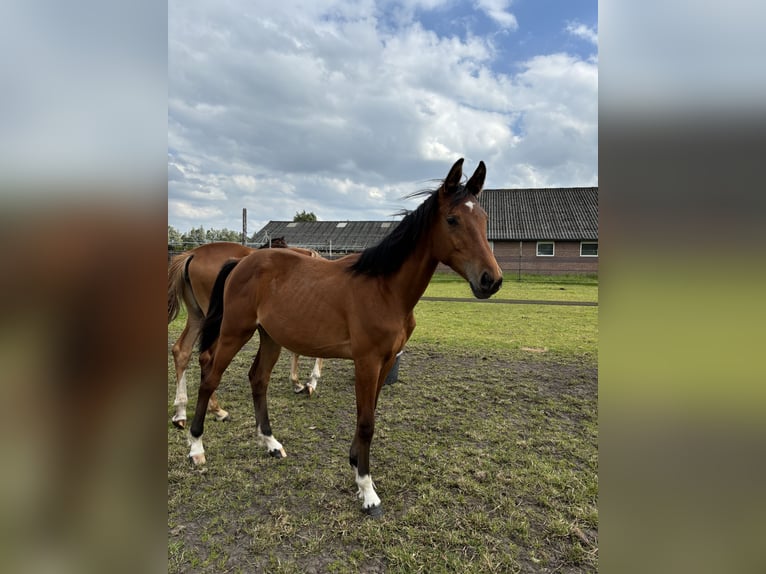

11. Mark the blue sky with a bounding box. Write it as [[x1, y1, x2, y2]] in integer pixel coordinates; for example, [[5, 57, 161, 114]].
[[169, 0, 597, 236]]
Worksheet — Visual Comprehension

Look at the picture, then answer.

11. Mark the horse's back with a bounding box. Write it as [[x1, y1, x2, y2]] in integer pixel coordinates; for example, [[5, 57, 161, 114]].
[[188, 243, 254, 314]]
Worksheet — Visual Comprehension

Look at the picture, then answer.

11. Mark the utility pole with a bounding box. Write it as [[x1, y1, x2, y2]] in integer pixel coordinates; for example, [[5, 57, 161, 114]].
[[242, 208, 247, 245]]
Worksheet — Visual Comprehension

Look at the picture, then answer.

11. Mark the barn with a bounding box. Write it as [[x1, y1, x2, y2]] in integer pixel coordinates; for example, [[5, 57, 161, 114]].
[[481, 187, 598, 276], [251, 187, 598, 276], [250, 220, 399, 256]]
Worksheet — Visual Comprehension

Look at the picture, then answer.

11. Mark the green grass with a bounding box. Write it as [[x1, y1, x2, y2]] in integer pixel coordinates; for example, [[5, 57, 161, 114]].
[[411, 301, 597, 360], [424, 272, 599, 303], [168, 275, 598, 572]]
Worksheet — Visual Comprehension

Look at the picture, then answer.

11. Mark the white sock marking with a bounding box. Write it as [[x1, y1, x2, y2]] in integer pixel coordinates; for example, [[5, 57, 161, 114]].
[[173, 371, 188, 422], [307, 358, 322, 391], [188, 434, 204, 458], [355, 468, 381, 509], [257, 425, 285, 455]]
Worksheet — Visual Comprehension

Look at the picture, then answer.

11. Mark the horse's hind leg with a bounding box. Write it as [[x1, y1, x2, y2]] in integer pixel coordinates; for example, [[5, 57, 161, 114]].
[[250, 329, 285, 457], [305, 358, 323, 396], [171, 316, 229, 427], [207, 391, 230, 422], [291, 354, 323, 396], [171, 318, 201, 428], [189, 329, 253, 465], [290, 353, 304, 393]]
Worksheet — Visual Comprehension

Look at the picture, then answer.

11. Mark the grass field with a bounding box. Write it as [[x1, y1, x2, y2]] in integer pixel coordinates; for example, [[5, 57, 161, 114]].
[[168, 274, 598, 572], [424, 273, 598, 303]]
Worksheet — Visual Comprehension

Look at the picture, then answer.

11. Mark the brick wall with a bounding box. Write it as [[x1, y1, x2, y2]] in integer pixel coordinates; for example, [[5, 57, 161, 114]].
[[432, 241, 598, 275], [491, 240, 598, 275]]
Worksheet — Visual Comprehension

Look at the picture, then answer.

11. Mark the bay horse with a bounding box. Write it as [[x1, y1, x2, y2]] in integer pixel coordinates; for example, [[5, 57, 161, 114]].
[[189, 158, 502, 516], [167, 241, 325, 428]]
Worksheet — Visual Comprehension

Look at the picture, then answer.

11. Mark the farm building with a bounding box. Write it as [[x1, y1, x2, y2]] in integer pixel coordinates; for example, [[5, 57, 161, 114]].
[[251, 187, 598, 275], [482, 187, 598, 276], [251, 220, 397, 256]]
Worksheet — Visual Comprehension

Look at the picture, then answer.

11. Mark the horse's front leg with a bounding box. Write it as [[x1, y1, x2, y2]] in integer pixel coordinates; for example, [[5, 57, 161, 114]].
[[349, 357, 391, 517], [171, 319, 200, 428]]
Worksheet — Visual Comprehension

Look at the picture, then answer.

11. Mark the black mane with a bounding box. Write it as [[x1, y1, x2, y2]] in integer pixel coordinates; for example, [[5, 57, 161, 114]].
[[349, 182, 472, 277]]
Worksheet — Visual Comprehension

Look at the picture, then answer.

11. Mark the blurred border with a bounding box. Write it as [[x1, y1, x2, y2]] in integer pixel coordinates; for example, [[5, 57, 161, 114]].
[[0, 2, 167, 573], [600, 1, 766, 572], [3, 1, 766, 572]]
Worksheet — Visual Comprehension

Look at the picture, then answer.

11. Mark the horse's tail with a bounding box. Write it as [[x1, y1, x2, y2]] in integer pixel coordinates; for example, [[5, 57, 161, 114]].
[[199, 259, 240, 353], [168, 252, 193, 324]]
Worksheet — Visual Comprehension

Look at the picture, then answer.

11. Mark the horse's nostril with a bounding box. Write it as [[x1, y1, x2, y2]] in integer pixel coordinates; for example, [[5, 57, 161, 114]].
[[481, 271, 492, 288]]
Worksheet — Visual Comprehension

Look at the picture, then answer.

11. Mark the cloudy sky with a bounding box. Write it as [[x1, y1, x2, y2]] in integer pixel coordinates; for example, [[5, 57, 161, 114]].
[[169, 0, 597, 236]]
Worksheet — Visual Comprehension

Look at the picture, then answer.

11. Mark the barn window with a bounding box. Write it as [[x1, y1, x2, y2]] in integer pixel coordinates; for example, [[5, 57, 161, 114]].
[[580, 242, 598, 256], [536, 241, 554, 256]]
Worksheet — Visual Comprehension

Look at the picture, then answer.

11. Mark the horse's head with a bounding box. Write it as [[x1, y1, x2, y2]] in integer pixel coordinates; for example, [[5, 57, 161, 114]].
[[433, 158, 503, 299], [271, 237, 288, 248]]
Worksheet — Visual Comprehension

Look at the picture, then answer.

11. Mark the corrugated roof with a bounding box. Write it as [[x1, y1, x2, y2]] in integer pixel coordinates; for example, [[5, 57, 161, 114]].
[[251, 220, 400, 252], [251, 187, 597, 251], [480, 187, 598, 241]]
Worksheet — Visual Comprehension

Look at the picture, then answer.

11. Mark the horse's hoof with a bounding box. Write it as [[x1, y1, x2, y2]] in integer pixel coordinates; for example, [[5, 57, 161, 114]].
[[307, 387, 315, 398], [214, 411, 230, 422], [269, 448, 287, 458], [362, 504, 384, 518], [189, 453, 206, 466], [172, 419, 186, 429], [293, 385, 306, 394]]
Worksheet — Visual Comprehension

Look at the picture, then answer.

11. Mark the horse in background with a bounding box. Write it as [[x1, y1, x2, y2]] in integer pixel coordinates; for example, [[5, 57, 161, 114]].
[[189, 158, 502, 516], [167, 240, 324, 428]]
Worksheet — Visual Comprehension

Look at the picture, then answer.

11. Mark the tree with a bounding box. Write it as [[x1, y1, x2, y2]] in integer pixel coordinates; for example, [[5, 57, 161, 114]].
[[205, 227, 241, 243], [293, 210, 317, 222], [168, 225, 182, 249], [181, 226, 206, 249]]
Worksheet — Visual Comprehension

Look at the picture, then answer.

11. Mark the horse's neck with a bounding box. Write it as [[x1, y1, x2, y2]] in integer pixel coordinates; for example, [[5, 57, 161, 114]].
[[389, 239, 438, 311]]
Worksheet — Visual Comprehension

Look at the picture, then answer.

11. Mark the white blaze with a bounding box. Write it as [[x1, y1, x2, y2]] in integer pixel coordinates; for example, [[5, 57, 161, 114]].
[[464, 200, 475, 212]]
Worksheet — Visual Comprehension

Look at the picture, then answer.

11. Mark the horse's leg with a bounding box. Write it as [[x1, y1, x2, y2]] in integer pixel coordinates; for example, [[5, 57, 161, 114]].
[[305, 358, 323, 396], [207, 392, 230, 422], [290, 352, 305, 393], [171, 316, 229, 427], [171, 317, 200, 428], [249, 330, 285, 457], [348, 356, 393, 517], [188, 329, 253, 465]]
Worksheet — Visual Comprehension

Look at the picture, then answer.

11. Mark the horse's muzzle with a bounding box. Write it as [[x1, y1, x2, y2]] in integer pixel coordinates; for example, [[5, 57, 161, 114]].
[[471, 272, 503, 299]]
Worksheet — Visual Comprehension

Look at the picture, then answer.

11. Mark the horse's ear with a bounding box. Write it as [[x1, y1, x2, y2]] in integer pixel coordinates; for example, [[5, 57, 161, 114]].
[[466, 161, 486, 197], [442, 158, 464, 196]]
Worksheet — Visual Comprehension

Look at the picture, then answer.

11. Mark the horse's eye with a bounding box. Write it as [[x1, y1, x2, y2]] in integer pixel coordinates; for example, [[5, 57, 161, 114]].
[[446, 215, 459, 226]]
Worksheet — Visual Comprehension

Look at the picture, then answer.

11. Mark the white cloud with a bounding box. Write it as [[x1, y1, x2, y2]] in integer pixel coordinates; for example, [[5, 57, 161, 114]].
[[566, 21, 598, 46], [168, 0, 597, 233], [169, 200, 223, 221], [475, 0, 518, 30]]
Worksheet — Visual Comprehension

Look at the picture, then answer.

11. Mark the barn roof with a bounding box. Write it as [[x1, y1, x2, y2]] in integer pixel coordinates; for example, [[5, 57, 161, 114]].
[[252, 187, 598, 251], [480, 187, 598, 241], [251, 220, 399, 252]]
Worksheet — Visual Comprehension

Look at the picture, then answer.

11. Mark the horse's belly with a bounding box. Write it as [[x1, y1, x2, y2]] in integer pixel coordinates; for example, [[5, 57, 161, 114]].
[[258, 313, 353, 359]]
